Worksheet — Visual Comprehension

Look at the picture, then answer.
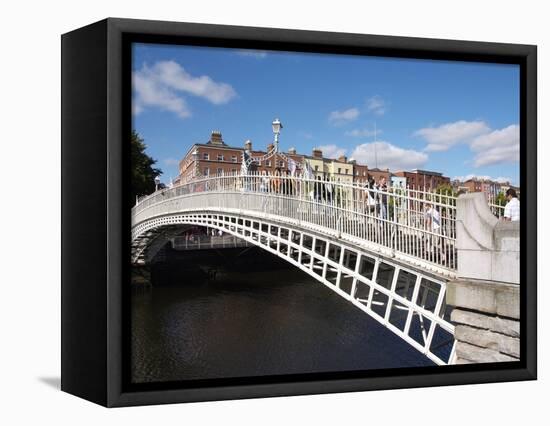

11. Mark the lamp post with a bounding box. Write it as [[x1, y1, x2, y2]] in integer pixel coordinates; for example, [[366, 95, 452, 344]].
[[272, 118, 282, 153], [154, 176, 161, 192]]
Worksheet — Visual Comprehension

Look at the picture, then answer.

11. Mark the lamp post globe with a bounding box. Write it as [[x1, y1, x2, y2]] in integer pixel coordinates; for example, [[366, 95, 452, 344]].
[[154, 176, 161, 192], [272, 118, 282, 152]]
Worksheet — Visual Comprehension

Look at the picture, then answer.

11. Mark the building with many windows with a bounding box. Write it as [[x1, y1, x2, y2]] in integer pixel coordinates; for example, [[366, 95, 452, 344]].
[[351, 161, 369, 185], [329, 155, 354, 184], [177, 131, 451, 192], [248, 142, 305, 175], [393, 169, 450, 191], [178, 131, 243, 183], [458, 177, 519, 199]]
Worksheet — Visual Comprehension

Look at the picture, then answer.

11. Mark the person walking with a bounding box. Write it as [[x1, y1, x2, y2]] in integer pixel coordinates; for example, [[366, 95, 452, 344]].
[[377, 177, 388, 220], [425, 203, 445, 264]]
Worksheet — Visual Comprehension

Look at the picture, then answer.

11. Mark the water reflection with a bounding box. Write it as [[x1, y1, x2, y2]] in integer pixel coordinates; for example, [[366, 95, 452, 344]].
[[131, 247, 433, 383]]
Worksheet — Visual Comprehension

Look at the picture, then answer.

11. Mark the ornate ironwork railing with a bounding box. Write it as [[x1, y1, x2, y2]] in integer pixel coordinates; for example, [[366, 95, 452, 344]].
[[133, 172, 461, 275]]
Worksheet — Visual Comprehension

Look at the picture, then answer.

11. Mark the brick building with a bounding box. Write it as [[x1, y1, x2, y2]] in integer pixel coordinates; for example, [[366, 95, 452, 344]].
[[177, 131, 452, 193], [351, 161, 369, 185], [394, 169, 450, 190], [461, 177, 518, 198], [179, 131, 244, 183], [368, 167, 392, 184], [248, 142, 305, 175]]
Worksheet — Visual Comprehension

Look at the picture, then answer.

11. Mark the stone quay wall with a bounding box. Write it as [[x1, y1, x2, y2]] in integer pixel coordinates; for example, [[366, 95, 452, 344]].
[[447, 193, 520, 364]]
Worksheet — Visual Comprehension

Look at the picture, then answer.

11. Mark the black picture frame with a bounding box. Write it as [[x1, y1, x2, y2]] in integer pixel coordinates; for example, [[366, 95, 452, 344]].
[[61, 17, 537, 407]]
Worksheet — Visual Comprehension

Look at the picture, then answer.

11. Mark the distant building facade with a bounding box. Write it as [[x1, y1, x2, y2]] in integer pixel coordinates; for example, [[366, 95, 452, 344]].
[[179, 131, 244, 183], [248, 142, 305, 175], [368, 168, 392, 184], [352, 161, 369, 185], [177, 131, 453, 192], [394, 169, 450, 190], [458, 177, 519, 199]]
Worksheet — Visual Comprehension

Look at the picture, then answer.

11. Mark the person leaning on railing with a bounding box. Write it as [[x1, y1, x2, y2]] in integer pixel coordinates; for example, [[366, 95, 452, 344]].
[[502, 188, 520, 221]]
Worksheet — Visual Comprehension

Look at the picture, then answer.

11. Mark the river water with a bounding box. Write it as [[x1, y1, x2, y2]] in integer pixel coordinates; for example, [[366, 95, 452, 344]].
[[131, 246, 434, 384]]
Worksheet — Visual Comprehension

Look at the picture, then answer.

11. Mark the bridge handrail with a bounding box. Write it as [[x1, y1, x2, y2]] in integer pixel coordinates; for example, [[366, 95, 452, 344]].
[[134, 172, 457, 214], [132, 172, 459, 274]]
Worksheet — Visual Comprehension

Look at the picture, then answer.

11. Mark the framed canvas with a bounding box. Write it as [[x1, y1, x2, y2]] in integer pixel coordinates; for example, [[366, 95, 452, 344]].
[[61, 18, 537, 407]]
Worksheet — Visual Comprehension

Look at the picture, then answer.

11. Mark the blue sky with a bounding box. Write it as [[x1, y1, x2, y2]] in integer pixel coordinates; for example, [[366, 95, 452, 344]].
[[132, 43, 520, 185]]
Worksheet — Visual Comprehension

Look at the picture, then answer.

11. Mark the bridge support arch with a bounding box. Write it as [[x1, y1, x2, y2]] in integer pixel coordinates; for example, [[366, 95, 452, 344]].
[[133, 210, 456, 365]]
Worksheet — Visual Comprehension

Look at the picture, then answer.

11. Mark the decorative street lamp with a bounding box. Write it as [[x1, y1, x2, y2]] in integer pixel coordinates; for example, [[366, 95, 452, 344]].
[[272, 118, 283, 153], [154, 176, 161, 192]]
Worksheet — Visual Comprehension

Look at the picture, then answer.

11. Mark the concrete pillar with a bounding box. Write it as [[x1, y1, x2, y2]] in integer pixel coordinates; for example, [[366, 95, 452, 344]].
[[447, 193, 520, 364]]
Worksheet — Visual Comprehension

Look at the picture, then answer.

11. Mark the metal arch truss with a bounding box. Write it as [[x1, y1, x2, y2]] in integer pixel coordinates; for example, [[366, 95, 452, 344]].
[[132, 211, 456, 366]]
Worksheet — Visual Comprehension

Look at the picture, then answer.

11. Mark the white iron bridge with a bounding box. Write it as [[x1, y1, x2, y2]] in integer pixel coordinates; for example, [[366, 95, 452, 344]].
[[131, 173, 491, 366]]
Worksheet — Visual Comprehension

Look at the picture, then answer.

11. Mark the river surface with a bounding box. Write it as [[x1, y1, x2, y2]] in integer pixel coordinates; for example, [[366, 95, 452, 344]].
[[131, 247, 434, 384]]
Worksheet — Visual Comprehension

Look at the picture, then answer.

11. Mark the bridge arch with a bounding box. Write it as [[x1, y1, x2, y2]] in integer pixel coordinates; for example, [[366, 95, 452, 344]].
[[133, 209, 456, 365]]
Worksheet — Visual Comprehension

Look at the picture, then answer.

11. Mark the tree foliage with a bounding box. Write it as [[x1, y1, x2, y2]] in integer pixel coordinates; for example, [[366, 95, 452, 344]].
[[435, 183, 457, 197], [131, 131, 162, 202]]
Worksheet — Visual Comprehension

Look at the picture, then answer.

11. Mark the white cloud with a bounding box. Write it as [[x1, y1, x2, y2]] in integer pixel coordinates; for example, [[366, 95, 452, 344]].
[[494, 176, 513, 184], [133, 70, 191, 118], [318, 144, 347, 159], [351, 141, 428, 171], [328, 108, 360, 125], [415, 120, 519, 168], [236, 49, 268, 58], [470, 125, 519, 167], [453, 174, 512, 184], [133, 61, 237, 118], [345, 127, 379, 138], [163, 158, 180, 166], [415, 120, 491, 152], [366, 95, 387, 116]]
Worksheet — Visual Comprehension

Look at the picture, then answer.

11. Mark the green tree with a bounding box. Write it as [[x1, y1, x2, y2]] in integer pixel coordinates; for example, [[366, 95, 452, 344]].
[[494, 191, 507, 207], [131, 130, 162, 202]]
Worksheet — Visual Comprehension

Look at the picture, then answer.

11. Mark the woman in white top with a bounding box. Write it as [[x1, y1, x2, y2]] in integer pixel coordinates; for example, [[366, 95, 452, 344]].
[[503, 188, 520, 221]]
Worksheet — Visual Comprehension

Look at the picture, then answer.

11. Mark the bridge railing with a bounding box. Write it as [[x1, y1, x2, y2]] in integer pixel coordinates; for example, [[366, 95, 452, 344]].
[[133, 172, 458, 274]]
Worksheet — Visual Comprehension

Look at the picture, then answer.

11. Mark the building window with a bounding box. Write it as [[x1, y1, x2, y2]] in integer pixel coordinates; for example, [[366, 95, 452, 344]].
[[203, 168, 209, 176], [217, 154, 224, 161], [254, 157, 261, 166], [338, 167, 342, 174], [266, 160, 271, 167], [279, 160, 284, 167], [203, 153, 209, 160], [217, 168, 223, 175], [232, 155, 237, 163], [314, 165, 319, 171], [231, 168, 237, 174]]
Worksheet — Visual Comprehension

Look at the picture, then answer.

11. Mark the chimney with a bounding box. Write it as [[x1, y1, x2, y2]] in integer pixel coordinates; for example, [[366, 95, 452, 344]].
[[288, 147, 297, 155], [338, 155, 347, 163], [209, 130, 224, 145], [312, 148, 323, 159], [244, 139, 252, 152], [267, 143, 275, 153]]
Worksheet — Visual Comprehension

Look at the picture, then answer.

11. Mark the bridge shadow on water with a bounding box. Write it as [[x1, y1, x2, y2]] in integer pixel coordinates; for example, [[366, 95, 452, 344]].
[[131, 245, 435, 384]]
